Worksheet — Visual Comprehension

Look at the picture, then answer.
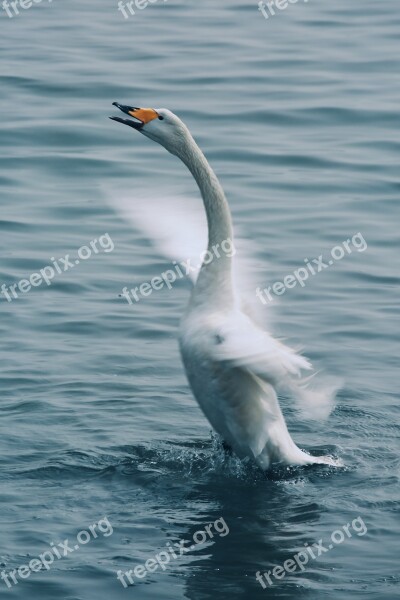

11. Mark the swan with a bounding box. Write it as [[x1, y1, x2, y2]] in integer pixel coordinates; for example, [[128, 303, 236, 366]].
[[110, 103, 339, 470]]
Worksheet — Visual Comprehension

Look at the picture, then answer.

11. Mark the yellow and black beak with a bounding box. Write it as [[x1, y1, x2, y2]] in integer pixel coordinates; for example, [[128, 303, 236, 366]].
[[110, 102, 159, 130]]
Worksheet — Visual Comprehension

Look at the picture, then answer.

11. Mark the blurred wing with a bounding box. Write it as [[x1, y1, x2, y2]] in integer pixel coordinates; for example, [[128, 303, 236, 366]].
[[107, 190, 207, 283], [105, 189, 271, 326], [210, 312, 312, 382], [209, 312, 338, 420]]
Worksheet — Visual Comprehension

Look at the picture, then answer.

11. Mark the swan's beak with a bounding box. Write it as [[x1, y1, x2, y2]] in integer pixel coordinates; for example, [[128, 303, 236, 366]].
[[110, 103, 159, 130]]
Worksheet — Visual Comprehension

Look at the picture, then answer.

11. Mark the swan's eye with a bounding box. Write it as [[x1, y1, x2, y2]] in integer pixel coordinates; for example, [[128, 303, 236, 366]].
[[158, 116, 164, 121]]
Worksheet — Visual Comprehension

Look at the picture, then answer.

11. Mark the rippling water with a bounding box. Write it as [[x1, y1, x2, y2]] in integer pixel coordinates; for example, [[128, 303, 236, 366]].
[[1, 0, 399, 598]]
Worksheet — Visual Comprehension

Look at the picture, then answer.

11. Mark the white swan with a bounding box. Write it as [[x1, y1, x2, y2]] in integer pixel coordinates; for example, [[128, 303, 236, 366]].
[[110, 103, 339, 470]]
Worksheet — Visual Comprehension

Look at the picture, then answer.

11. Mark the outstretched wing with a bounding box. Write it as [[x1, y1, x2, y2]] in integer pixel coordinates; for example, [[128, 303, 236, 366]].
[[105, 189, 271, 324], [107, 191, 207, 283]]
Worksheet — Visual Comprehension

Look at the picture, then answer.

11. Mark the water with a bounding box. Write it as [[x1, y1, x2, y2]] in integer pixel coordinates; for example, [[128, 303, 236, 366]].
[[1, 0, 399, 598]]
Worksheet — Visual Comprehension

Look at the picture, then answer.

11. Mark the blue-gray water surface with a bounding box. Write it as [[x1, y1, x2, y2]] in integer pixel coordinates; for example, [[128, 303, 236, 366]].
[[1, 0, 399, 598]]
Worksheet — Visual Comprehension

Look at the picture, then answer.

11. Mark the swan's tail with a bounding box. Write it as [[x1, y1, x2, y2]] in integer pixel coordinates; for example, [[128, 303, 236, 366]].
[[295, 449, 343, 467], [256, 438, 343, 469]]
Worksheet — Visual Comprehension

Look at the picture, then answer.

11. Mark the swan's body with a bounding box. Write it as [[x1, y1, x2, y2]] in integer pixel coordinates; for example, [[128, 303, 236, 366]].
[[110, 103, 338, 469]]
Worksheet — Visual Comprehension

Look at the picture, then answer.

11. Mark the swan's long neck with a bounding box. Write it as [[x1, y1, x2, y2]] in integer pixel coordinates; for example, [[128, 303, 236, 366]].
[[177, 134, 235, 307]]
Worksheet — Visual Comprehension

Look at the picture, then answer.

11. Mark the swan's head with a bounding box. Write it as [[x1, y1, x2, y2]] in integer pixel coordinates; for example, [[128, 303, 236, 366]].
[[110, 103, 190, 156]]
